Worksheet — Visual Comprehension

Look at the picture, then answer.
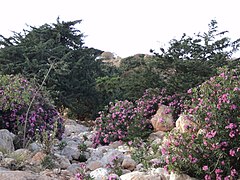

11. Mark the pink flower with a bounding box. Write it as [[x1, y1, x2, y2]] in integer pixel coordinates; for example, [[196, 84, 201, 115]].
[[230, 104, 237, 110], [231, 169, 238, 177], [225, 123, 237, 129], [229, 149, 236, 156], [229, 131, 235, 138], [128, 141, 133, 146], [202, 165, 208, 171], [205, 174, 211, 180], [159, 117, 164, 123], [205, 130, 217, 139], [215, 168, 223, 174], [187, 89, 192, 94]]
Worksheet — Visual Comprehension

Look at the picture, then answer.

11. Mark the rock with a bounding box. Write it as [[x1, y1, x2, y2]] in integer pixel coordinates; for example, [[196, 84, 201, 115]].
[[109, 141, 123, 149], [175, 114, 198, 133], [116, 144, 132, 154], [64, 124, 89, 137], [87, 160, 103, 170], [120, 171, 146, 180], [0, 129, 15, 153], [61, 145, 80, 161], [121, 158, 137, 171], [149, 167, 170, 179], [9, 149, 32, 162], [101, 149, 124, 167], [0, 151, 4, 160], [135, 163, 144, 171], [28, 142, 42, 152], [30, 152, 47, 166], [67, 163, 82, 175], [90, 168, 109, 180], [150, 105, 174, 132], [1, 158, 16, 168], [54, 154, 71, 169], [0, 170, 56, 180], [170, 172, 197, 180], [148, 131, 166, 141]]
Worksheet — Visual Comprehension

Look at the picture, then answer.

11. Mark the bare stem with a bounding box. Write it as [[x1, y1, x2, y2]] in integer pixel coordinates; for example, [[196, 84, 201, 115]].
[[23, 63, 54, 148]]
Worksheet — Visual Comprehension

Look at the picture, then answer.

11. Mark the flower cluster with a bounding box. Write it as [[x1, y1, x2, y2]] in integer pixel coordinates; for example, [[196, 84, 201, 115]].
[[0, 75, 64, 147], [162, 67, 240, 179]]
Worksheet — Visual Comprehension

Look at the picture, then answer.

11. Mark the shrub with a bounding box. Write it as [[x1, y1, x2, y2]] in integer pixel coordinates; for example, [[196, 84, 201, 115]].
[[92, 88, 184, 147], [0, 75, 64, 148], [162, 67, 240, 179]]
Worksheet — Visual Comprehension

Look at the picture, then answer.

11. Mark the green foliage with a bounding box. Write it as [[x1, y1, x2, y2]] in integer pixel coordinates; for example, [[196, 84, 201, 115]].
[[41, 155, 55, 169], [162, 67, 240, 179], [150, 20, 240, 95], [0, 18, 103, 119]]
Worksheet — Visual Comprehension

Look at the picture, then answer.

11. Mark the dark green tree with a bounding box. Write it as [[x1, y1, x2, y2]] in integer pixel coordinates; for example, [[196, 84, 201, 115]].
[[150, 20, 240, 94], [0, 18, 103, 119]]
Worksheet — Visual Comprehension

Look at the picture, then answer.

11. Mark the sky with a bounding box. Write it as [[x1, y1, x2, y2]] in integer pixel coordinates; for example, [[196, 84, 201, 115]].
[[1, 0, 240, 58]]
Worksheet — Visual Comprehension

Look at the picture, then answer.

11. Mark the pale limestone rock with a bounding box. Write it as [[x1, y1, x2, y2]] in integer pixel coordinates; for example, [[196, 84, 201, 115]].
[[0, 170, 55, 180], [150, 105, 174, 132], [120, 171, 146, 180], [0, 129, 15, 153], [87, 160, 103, 171], [30, 152, 47, 166], [90, 167, 109, 180], [121, 158, 137, 171], [175, 114, 198, 133]]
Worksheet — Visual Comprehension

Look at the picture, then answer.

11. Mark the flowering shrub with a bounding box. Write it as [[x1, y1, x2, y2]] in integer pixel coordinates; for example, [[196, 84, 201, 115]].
[[162, 67, 240, 179], [0, 75, 64, 147], [92, 88, 184, 147]]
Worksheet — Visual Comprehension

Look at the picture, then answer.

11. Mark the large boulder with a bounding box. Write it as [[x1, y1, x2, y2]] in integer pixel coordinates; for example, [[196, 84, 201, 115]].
[[0, 129, 15, 153], [175, 114, 198, 133], [150, 105, 174, 132]]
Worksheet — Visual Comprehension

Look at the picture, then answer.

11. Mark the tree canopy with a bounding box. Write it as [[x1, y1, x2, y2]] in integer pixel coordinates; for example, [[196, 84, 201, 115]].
[[0, 18, 103, 118]]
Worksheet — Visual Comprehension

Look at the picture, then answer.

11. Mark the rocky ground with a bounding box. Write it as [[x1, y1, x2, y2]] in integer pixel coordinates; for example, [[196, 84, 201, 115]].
[[0, 115, 197, 180]]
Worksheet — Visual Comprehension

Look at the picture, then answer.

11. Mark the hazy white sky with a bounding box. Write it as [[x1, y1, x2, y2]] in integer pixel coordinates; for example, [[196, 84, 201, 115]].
[[1, 0, 240, 57]]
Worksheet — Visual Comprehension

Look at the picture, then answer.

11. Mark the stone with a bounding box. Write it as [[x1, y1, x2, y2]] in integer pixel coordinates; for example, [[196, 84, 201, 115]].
[[87, 160, 103, 170], [28, 142, 42, 152], [0, 129, 15, 153], [109, 141, 123, 148], [61, 145, 80, 161], [67, 163, 82, 175], [30, 151, 47, 166], [150, 105, 174, 132], [121, 158, 137, 171], [1, 158, 16, 168], [54, 154, 71, 169], [0, 151, 4, 161], [170, 172, 197, 180], [9, 149, 32, 162], [120, 171, 146, 180], [148, 131, 166, 141], [101, 149, 124, 167], [90, 168, 109, 180], [135, 163, 144, 171], [175, 114, 198, 133], [64, 124, 89, 137], [0, 170, 56, 180]]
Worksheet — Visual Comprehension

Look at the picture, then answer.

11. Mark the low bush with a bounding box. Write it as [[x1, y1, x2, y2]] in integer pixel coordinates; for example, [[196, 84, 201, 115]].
[[162, 67, 240, 179], [92, 88, 184, 147], [0, 75, 64, 148]]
